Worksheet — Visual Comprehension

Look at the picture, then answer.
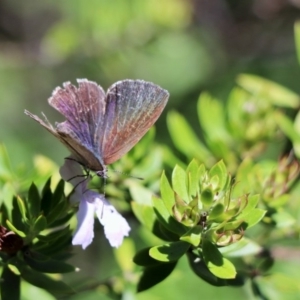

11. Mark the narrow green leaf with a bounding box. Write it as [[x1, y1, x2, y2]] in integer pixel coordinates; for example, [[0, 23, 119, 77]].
[[187, 251, 228, 286], [237, 208, 266, 228], [186, 159, 199, 197], [6, 220, 26, 238], [47, 212, 73, 229], [23, 253, 76, 273], [133, 247, 161, 267], [149, 241, 190, 262], [160, 171, 175, 213], [37, 226, 71, 243], [52, 180, 65, 208], [46, 200, 67, 226], [11, 197, 27, 233], [197, 93, 232, 146], [237, 74, 300, 108], [1, 266, 20, 300], [137, 261, 177, 292], [180, 226, 202, 247], [275, 111, 300, 157], [172, 165, 189, 203], [240, 194, 259, 215], [21, 266, 74, 296], [294, 21, 300, 65], [209, 160, 228, 190], [219, 238, 262, 257], [203, 240, 236, 279], [16, 196, 27, 221], [40, 178, 53, 216], [114, 238, 135, 273], [209, 203, 225, 219], [167, 111, 212, 162], [153, 222, 179, 242], [28, 183, 41, 218], [33, 215, 47, 233], [131, 202, 156, 231], [201, 188, 214, 207], [272, 210, 296, 228], [152, 196, 187, 235]]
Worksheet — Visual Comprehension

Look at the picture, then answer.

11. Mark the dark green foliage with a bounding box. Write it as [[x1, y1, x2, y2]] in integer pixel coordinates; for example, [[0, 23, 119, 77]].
[[0, 178, 75, 298]]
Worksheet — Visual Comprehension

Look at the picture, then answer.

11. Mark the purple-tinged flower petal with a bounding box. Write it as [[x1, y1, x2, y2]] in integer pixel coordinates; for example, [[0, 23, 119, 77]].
[[72, 196, 95, 249], [60, 157, 89, 203], [60, 158, 130, 249], [94, 197, 131, 248], [60, 156, 84, 186]]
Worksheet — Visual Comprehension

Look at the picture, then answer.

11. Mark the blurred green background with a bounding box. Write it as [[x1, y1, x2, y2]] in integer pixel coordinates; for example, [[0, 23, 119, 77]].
[[1, 0, 300, 299]]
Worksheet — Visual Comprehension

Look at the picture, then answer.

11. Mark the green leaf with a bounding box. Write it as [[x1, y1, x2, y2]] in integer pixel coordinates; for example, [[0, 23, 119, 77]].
[[131, 202, 156, 231], [172, 165, 189, 203], [209, 203, 225, 220], [272, 210, 296, 228], [149, 241, 190, 262], [180, 226, 202, 247], [275, 111, 300, 157], [167, 110, 212, 162], [160, 171, 175, 213], [186, 159, 199, 197], [241, 195, 259, 215], [268, 194, 290, 208], [28, 183, 41, 218], [16, 196, 27, 222], [35, 232, 72, 256], [137, 261, 177, 292], [47, 212, 73, 229], [21, 266, 74, 297], [152, 196, 187, 235], [6, 220, 26, 238], [203, 240, 236, 279], [1, 266, 20, 300], [237, 74, 300, 108], [129, 183, 153, 206], [153, 222, 179, 241], [36, 226, 71, 243], [40, 178, 53, 216], [208, 160, 228, 190], [201, 188, 214, 207], [11, 197, 27, 233], [46, 199, 67, 226], [133, 247, 161, 267], [187, 251, 229, 286], [51, 180, 65, 209], [219, 238, 262, 257], [197, 93, 232, 152], [33, 215, 47, 233], [294, 21, 300, 65], [23, 252, 76, 273], [237, 208, 266, 229], [114, 238, 135, 273]]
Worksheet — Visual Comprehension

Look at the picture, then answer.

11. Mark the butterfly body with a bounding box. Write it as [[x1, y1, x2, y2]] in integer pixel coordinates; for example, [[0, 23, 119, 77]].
[[25, 79, 169, 174]]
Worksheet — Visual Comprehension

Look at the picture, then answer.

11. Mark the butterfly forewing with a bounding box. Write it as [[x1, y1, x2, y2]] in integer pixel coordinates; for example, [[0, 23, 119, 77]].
[[101, 80, 169, 164]]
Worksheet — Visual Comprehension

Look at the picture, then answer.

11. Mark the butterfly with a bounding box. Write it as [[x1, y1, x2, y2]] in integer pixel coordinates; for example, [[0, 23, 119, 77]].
[[24, 79, 169, 176]]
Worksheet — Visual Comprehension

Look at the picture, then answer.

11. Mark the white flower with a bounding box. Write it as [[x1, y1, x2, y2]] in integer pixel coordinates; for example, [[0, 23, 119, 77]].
[[60, 158, 131, 249]]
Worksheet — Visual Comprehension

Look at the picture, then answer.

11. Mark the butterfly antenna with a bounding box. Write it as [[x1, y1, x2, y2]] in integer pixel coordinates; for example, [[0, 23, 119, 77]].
[[112, 169, 144, 180], [41, 112, 53, 128]]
